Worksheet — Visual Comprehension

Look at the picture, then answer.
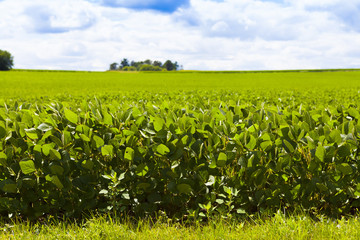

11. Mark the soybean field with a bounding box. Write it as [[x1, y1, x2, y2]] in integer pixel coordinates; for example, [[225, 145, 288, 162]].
[[1, 70, 360, 220]]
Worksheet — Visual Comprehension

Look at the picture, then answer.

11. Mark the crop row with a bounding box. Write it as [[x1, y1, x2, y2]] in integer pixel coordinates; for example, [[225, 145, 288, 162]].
[[1, 90, 360, 220]]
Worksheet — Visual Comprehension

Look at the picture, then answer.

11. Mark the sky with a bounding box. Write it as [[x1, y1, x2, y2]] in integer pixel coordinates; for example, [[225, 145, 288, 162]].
[[1, 0, 360, 71]]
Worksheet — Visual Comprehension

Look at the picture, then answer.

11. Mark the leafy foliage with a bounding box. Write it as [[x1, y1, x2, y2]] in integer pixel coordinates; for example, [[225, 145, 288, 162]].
[[0, 50, 14, 71], [110, 58, 179, 71], [139, 65, 163, 71], [1, 89, 360, 220]]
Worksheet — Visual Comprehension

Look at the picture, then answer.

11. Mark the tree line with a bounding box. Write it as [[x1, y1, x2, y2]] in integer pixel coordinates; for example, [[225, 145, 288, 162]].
[[109, 58, 181, 71], [0, 49, 182, 72]]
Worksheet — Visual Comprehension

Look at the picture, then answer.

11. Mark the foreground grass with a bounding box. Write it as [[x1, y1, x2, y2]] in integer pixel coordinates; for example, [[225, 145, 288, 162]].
[[1, 213, 360, 239]]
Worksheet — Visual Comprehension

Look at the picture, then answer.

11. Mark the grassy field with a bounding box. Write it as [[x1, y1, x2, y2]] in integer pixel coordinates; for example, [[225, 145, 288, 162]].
[[1, 70, 360, 98], [2, 212, 360, 239]]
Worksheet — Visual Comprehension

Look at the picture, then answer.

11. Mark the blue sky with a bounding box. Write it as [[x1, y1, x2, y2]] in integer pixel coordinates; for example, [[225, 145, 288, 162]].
[[0, 0, 359, 70], [86, 0, 190, 13]]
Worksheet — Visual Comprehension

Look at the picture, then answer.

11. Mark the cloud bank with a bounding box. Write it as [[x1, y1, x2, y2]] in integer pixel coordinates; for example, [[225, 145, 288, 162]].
[[0, 0, 359, 71], [24, 5, 96, 33]]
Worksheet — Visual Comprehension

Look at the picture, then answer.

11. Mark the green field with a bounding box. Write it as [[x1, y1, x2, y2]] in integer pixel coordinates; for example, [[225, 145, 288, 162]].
[[2, 70, 360, 238], [1, 70, 360, 98]]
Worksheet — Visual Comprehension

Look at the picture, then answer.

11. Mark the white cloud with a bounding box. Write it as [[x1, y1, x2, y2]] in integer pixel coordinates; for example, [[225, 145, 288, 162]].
[[0, 0, 359, 71]]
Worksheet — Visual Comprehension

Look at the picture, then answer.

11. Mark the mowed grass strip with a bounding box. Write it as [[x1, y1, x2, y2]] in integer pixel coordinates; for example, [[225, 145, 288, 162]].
[[1, 70, 360, 97], [2, 213, 360, 240]]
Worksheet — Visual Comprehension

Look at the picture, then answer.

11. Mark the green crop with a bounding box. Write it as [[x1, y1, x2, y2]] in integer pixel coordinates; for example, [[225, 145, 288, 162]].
[[1, 71, 360, 221], [1, 70, 360, 98]]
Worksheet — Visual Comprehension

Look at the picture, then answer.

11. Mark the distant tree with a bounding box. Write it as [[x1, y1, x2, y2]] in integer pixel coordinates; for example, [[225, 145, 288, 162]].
[[139, 65, 162, 71], [120, 58, 129, 69], [144, 59, 152, 65], [109, 58, 180, 71], [173, 61, 179, 71], [123, 66, 137, 71], [130, 60, 143, 70], [109, 62, 118, 70], [153, 60, 162, 67], [163, 60, 176, 71], [0, 49, 14, 71]]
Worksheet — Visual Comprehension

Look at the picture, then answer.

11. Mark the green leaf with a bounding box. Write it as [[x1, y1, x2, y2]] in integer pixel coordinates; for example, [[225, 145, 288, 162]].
[[80, 134, 90, 142], [62, 130, 72, 146], [157, 144, 170, 155], [50, 164, 64, 175], [216, 199, 224, 204], [247, 125, 257, 133], [37, 123, 53, 132], [209, 158, 217, 169], [245, 135, 256, 150], [337, 163, 353, 175], [42, 143, 54, 156], [223, 186, 232, 195], [315, 145, 325, 162], [93, 135, 104, 148], [122, 193, 130, 200], [101, 145, 113, 156], [177, 183, 192, 194], [260, 140, 272, 151], [76, 124, 90, 134], [308, 160, 318, 172], [22, 178, 36, 188], [260, 133, 271, 141], [205, 175, 215, 186], [132, 107, 142, 118], [50, 135, 63, 147], [25, 128, 39, 140], [316, 183, 328, 192], [33, 145, 42, 153], [124, 147, 134, 161], [123, 130, 135, 136], [64, 109, 78, 124], [217, 152, 227, 167], [337, 144, 351, 158], [3, 184, 17, 193], [81, 160, 94, 170], [283, 139, 295, 153], [0, 122, 6, 139], [0, 152, 7, 166], [348, 107, 360, 119], [0, 179, 17, 193], [135, 163, 149, 176], [237, 208, 246, 214], [330, 129, 342, 144], [50, 175, 64, 189], [21, 112, 33, 125], [253, 169, 265, 186], [19, 160, 36, 174], [49, 149, 62, 160], [153, 117, 164, 132], [103, 111, 113, 125], [99, 189, 108, 195], [182, 135, 189, 145]]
